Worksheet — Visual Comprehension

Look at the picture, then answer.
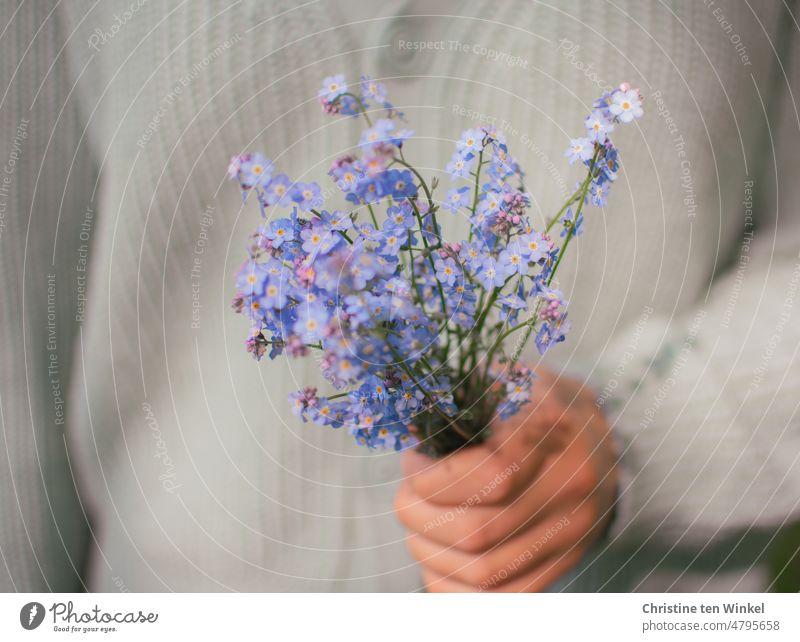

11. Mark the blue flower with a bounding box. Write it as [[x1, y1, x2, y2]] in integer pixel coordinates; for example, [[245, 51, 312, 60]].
[[388, 128, 414, 147], [589, 182, 608, 207], [597, 146, 619, 183], [535, 315, 570, 354], [360, 75, 387, 103], [460, 241, 488, 272], [264, 218, 295, 248], [518, 231, 547, 261], [477, 189, 503, 218], [498, 293, 526, 323], [395, 387, 424, 413], [236, 260, 269, 296], [476, 257, 509, 289], [385, 204, 415, 228], [291, 182, 323, 212], [442, 186, 470, 213], [457, 129, 483, 155], [609, 88, 643, 123], [300, 221, 340, 256], [317, 209, 353, 232], [262, 174, 294, 207], [309, 397, 346, 427], [319, 73, 347, 102], [561, 208, 585, 236], [262, 272, 289, 309], [355, 221, 381, 242], [289, 387, 319, 422], [330, 160, 364, 193], [486, 138, 520, 180], [352, 172, 395, 204], [377, 226, 406, 256], [386, 169, 417, 199], [359, 119, 395, 148], [293, 302, 329, 343], [565, 137, 593, 165], [445, 151, 475, 179], [346, 250, 380, 289], [584, 109, 614, 143], [236, 153, 274, 190], [434, 256, 459, 286], [329, 354, 362, 384], [498, 243, 528, 276]]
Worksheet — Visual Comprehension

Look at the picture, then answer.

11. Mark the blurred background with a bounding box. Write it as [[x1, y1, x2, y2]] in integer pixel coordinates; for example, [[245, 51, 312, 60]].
[[1, 0, 798, 592]]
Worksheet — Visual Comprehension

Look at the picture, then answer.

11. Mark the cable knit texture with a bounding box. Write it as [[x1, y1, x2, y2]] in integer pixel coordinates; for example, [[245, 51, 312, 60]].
[[1, 0, 798, 592]]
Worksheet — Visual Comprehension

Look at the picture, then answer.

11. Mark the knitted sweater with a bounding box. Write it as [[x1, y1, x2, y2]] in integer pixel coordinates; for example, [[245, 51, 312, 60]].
[[1, 0, 798, 592]]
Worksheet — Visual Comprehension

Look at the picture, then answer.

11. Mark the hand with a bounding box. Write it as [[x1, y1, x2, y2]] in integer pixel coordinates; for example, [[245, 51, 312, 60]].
[[395, 368, 618, 592]]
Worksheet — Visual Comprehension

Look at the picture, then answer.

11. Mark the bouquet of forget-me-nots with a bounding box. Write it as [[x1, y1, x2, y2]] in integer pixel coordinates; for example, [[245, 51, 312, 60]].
[[228, 75, 643, 457]]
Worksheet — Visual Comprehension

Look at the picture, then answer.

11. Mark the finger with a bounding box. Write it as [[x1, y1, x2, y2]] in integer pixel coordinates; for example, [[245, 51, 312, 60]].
[[420, 567, 474, 593], [396, 480, 561, 553], [402, 402, 567, 506], [422, 547, 586, 593], [405, 506, 591, 588], [402, 445, 525, 506], [395, 422, 605, 553], [481, 546, 586, 593], [396, 438, 598, 552]]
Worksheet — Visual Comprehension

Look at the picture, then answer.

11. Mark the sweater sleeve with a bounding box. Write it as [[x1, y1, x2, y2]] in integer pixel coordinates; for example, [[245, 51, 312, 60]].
[[601, 14, 800, 546], [0, 4, 95, 590]]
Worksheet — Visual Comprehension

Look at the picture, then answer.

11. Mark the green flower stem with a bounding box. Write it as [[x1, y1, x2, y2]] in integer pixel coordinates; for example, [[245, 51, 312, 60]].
[[326, 391, 350, 400], [472, 147, 601, 378], [392, 156, 435, 212], [505, 288, 555, 369], [410, 199, 449, 336], [406, 216, 449, 360], [265, 339, 322, 351], [419, 354, 437, 374], [311, 208, 353, 244], [473, 287, 500, 339], [389, 347, 471, 443], [333, 92, 372, 126], [547, 147, 599, 286], [482, 311, 535, 379], [468, 152, 485, 242], [407, 230, 424, 302], [480, 275, 524, 380], [544, 187, 582, 234], [496, 149, 601, 371], [367, 203, 379, 228], [392, 157, 443, 251]]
